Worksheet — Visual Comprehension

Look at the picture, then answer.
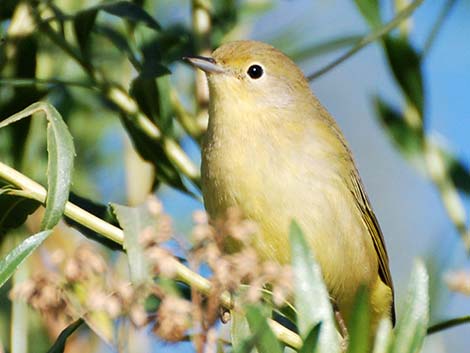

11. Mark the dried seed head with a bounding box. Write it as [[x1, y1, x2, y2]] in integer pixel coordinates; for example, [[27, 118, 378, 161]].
[[193, 210, 209, 225], [130, 304, 148, 327], [155, 214, 173, 243], [139, 226, 158, 248], [10, 273, 66, 318], [153, 296, 192, 342], [146, 247, 177, 278], [64, 244, 107, 282], [147, 195, 164, 216], [445, 271, 470, 296]]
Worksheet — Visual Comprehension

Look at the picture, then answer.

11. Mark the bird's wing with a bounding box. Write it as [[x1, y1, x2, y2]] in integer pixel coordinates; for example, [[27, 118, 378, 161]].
[[348, 169, 396, 324]]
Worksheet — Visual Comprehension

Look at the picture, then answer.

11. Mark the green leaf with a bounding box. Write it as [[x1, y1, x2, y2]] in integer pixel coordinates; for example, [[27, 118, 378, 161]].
[[232, 308, 258, 353], [94, 25, 141, 70], [130, 78, 161, 126], [46, 319, 84, 353], [246, 305, 283, 353], [299, 323, 321, 353], [354, 0, 382, 28], [144, 293, 161, 312], [374, 97, 424, 160], [0, 190, 41, 236], [73, 9, 98, 57], [0, 102, 75, 231], [99, 1, 160, 31], [440, 148, 470, 195], [288, 35, 363, 62], [0, 230, 52, 288], [138, 25, 194, 65], [289, 221, 340, 353], [0, 35, 49, 167], [371, 319, 393, 353], [390, 261, 429, 353], [120, 116, 191, 194], [111, 203, 153, 285], [383, 37, 424, 116], [346, 287, 370, 353], [64, 192, 122, 251], [130, 75, 173, 132]]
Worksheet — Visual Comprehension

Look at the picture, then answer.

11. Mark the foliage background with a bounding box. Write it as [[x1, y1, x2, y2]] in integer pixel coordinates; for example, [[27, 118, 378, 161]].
[[0, 0, 469, 352]]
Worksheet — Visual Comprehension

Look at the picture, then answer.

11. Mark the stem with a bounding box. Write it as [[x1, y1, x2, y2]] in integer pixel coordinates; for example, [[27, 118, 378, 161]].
[[30, 4, 200, 184], [422, 0, 458, 56], [0, 161, 302, 349], [424, 142, 470, 247], [191, 0, 211, 132], [427, 316, 470, 335], [0, 78, 96, 89], [11, 261, 29, 353], [307, 0, 423, 81], [394, 0, 412, 37], [171, 89, 204, 140]]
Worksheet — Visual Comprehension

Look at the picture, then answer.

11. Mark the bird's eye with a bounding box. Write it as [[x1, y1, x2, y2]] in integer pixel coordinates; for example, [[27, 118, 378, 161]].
[[247, 64, 263, 79]]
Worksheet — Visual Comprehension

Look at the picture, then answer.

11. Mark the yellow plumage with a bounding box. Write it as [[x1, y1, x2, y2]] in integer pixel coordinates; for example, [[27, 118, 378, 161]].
[[187, 40, 394, 329]]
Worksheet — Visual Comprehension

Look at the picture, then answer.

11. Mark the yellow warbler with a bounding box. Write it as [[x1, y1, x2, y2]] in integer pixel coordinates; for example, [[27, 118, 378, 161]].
[[185, 40, 394, 329]]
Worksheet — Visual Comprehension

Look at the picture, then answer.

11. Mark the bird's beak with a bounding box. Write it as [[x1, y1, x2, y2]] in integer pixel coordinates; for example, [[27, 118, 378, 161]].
[[183, 56, 225, 74]]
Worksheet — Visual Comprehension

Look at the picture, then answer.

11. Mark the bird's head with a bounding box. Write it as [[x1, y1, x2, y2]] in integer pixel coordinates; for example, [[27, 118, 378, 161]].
[[185, 40, 312, 109]]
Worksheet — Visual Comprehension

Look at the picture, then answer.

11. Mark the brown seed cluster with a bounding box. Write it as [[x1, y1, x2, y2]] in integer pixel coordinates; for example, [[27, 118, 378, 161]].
[[445, 270, 470, 296], [153, 295, 192, 342], [191, 207, 293, 306], [10, 272, 67, 319], [9, 199, 293, 351]]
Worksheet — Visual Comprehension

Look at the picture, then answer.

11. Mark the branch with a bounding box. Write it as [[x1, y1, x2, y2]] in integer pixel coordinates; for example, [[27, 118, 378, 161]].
[[423, 0, 459, 56], [0, 78, 96, 89], [427, 315, 470, 335], [307, 0, 423, 81], [29, 5, 200, 185], [0, 161, 302, 349]]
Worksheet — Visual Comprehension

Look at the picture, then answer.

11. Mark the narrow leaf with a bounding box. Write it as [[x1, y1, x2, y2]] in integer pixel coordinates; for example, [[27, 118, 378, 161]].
[[0, 102, 75, 231], [0, 230, 52, 288], [390, 261, 429, 353], [299, 323, 322, 353], [120, 116, 190, 194], [111, 203, 152, 285], [232, 308, 259, 353], [288, 35, 363, 62], [371, 319, 393, 353], [94, 25, 141, 69], [100, 1, 160, 30], [246, 306, 283, 353], [64, 192, 122, 251], [289, 221, 340, 353], [46, 319, 84, 353], [441, 148, 470, 195], [0, 191, 41, 236], [383, 37, 424, 116], [73, 9, 98, 57], [374, 97, 424, 160], [346, 287, 370, 353], [354, 0, 382, 28]]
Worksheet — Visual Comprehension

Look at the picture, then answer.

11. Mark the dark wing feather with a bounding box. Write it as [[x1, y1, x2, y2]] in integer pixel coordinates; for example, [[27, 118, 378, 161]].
[[349, 170, 396, 325]]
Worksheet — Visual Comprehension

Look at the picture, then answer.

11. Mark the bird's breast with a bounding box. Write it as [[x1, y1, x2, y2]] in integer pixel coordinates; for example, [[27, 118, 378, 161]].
[[201, 105, 378, 306]]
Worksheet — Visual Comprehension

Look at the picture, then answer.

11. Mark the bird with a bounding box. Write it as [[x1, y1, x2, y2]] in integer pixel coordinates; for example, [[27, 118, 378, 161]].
[[185, 40, 395, 332]]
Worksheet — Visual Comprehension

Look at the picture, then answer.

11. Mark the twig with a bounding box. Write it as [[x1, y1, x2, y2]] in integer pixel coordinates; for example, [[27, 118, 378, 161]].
[[171, 89, 204, 140], [0, 161, 302, 349], [423, 0, 459, 56], [29, 4, 201, 184], [427, 315, 470, 335], [191, 0, 212, 131], [0, 78, 96, 89], [307, 0, 423, 81]]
